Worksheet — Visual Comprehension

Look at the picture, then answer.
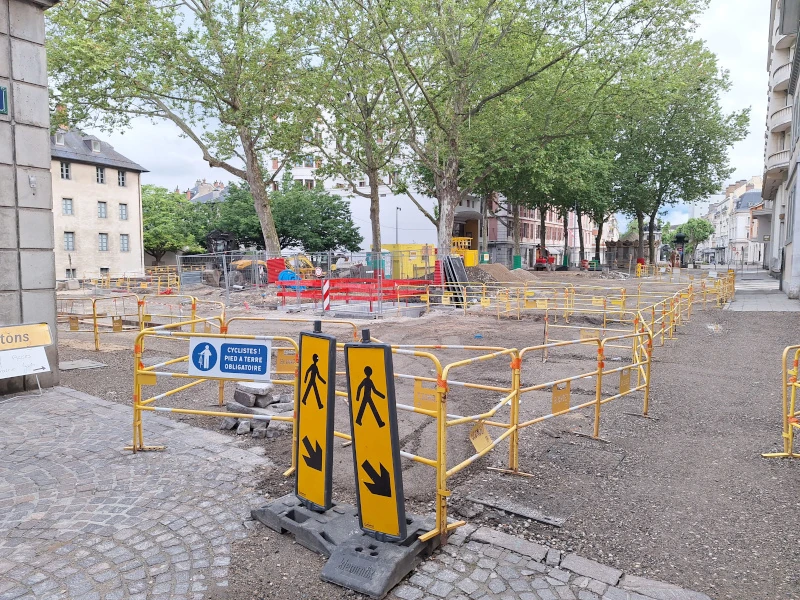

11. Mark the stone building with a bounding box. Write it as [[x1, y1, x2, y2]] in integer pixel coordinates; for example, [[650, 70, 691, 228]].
[[51, 129, 147, 279], [0, 0, 61, 393]]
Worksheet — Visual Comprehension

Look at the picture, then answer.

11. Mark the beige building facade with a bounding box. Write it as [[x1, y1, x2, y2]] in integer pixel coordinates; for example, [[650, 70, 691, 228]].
[[50, 130, 147, 279]]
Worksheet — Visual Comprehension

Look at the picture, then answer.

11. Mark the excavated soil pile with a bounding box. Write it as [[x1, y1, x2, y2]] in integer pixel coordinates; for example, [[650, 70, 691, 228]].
[[477, 263, 523, 283]]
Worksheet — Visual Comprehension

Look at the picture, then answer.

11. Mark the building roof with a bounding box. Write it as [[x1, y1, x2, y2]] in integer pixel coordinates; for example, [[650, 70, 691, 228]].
[[191, 187, 230, 204], [735, 190, 763, 212], [50, 129, 148, 173]]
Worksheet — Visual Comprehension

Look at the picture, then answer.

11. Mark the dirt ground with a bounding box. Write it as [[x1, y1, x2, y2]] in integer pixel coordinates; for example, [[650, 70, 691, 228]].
[[55, 299, 800, 600]]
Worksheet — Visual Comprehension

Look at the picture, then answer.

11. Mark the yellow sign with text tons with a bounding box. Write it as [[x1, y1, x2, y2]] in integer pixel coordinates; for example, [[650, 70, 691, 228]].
[[345, 342, 406, 540], [0, 323, 52, 350], [295, 332, 337, 511]]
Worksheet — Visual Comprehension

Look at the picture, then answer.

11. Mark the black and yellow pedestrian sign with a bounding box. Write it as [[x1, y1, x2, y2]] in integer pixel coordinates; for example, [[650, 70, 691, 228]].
[[294, 329, 337, 512], [344, 338, 406, 541]]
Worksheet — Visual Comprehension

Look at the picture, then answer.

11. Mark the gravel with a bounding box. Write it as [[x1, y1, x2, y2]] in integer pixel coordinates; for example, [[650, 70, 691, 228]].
[[55, 305, 800, 600]]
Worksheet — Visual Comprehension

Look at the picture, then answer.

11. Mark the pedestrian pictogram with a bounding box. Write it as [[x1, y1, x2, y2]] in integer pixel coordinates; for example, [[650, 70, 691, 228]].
[[355, 366, 386, 427], [302, 353, 327, 409], [295, 325, 337, 511], [345, 331, 406, 540]]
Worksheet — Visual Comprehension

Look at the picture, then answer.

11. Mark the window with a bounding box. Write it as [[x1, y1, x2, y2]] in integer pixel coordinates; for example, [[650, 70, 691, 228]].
[[62, 198, 73, 215], [64, 232, 75, 251], [65, 268, 76, 279], [118, 171, 126, 187], [55, 131, 65, 146], [97, 202, 107, 218], [91, 140, 101, 152], [96, 167, 105, 184], [100, 267, 109, 276], [302, 155, 315, 168], [120, 234, 130, 252], [119, 203, 128, 220], [99, 233, 108, 251], [60, 162, 71, 180]]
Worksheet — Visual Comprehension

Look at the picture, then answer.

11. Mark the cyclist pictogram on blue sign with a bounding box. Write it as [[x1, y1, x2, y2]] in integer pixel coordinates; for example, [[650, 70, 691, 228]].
[[192, 342, 218, 372]]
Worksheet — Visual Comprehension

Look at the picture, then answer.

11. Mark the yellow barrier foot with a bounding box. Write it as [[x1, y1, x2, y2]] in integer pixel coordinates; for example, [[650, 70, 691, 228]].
[[486, 466, 535, 478], [572, 431, 611, 444], [282, 466, 296, 477], [761, 452, 800, 458], [124, 445, 166, 452], [623, 412, 657, 420]]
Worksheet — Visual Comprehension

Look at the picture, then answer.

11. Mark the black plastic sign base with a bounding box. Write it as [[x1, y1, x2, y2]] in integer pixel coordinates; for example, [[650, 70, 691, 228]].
[[321, 513, 439, 599], [251, 494, 360, 557]]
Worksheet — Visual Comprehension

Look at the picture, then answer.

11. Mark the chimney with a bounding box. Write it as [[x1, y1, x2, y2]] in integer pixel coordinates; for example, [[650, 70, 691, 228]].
[[186, 190, 192, 200]]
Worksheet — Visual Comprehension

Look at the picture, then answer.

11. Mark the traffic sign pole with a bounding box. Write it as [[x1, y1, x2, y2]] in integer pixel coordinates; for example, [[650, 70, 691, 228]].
[[344, 329, 407, 541], [295, 322, 337, 511]]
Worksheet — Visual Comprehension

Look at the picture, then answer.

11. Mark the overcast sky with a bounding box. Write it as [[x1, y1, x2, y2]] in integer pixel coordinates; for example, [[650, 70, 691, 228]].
[[101, 0, 768, 245]]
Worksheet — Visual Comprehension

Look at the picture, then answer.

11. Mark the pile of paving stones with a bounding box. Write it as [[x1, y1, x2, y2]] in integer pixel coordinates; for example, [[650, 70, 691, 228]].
[[219, 382, 294, 438]]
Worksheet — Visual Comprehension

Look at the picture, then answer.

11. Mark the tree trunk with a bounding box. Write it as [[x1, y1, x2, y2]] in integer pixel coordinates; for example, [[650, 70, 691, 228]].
[[434, 157, 460, 257], [239, 129, 280, 255], [594, 221, 603, 263], [647, 209, 658, 265], [480, 192, 491, 254], [636, 210, 645, 260], [368, 169, 381, 251], [539, 204, 547, 261], [561, 207, 569, 263], [576, 205, 585, 262], [511, 202, 521, 258]]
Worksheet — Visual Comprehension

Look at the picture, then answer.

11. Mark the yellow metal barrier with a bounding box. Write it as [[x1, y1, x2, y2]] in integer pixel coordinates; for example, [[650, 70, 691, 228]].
[[129, 319, 297, 455], [57, 293, 141, 350], [763, 345, 800, 459]]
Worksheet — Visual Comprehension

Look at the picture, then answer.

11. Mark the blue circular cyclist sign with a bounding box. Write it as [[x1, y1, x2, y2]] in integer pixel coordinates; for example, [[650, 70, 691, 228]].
[[191, 342, 217, 372]]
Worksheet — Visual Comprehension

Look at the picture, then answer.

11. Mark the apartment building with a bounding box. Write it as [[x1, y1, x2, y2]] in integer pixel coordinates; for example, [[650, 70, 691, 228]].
[[51, 130, 147, 279], [699, 177, 763, 265], [762, 0, 800, 297]]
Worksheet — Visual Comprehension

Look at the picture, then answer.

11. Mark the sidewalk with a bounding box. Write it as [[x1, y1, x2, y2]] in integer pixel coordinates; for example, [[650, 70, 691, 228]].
[[390, 526, 710, 600], [725, 270, 800, 311]]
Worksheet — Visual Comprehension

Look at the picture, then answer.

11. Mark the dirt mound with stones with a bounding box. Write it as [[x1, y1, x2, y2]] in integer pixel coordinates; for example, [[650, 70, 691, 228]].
[[477, 263, 523, 283]]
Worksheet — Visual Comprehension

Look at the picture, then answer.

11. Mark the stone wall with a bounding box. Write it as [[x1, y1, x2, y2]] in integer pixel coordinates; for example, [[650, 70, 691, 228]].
[[0, 0, 60, 394]]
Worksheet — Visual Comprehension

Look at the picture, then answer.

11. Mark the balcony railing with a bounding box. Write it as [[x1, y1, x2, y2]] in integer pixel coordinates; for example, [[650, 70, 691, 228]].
[[772, 62, 792, 89], [766, 149, 791, 173], [770, 105, 793, 131]]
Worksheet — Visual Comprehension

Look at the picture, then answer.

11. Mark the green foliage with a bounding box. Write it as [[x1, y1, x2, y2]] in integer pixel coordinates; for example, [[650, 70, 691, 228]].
[[208, 182, 363, 252], [214, 184, 265, 248], [46, 0, 315, 253], [141, 185, 203, 263], [612, 41, 749, 260], [271, 185, 363, 252], [671, 218, 715, 256]]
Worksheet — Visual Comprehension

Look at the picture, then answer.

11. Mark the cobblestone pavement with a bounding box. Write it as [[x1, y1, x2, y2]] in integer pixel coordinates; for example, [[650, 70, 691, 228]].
[[389, 527, 711, 600], [0, 387, 268, 600]]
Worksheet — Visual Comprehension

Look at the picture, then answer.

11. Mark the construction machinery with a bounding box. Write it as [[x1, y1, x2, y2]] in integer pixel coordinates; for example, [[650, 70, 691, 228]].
[[202, 231, 268, 287]]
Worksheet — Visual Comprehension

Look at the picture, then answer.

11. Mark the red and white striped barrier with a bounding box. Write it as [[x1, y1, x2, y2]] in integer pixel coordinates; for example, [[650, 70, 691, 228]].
[[322, 279, 331, 311]]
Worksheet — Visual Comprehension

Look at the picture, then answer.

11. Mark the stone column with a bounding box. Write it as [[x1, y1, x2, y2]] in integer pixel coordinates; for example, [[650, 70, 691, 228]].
[[0, 0, 60, 394]]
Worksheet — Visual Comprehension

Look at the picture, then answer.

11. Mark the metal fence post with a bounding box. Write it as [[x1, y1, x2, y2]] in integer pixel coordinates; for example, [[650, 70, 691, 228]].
[[221, 253, 230, 306]]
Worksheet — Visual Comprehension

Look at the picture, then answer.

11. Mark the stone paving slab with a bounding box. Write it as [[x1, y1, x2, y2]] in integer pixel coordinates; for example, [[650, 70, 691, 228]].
[[388, 526, 712, 600], [0, 387, 269, 600]]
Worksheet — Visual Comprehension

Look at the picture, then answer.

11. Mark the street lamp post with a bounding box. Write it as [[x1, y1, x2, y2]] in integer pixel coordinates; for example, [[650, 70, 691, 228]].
[[395, 206, 401, 246]]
